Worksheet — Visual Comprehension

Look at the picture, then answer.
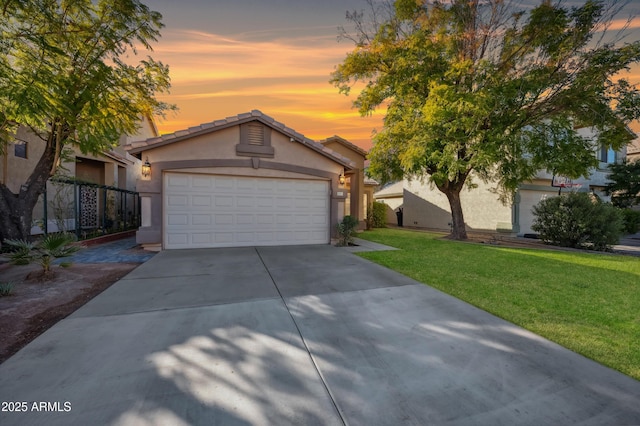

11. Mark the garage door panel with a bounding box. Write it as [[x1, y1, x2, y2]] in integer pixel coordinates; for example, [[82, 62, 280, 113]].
[[257, 197, 273, 208], [277, 214, 293, 225], [257, 214, 274, 225], [276, 197, 293, 208], [236, 196, 254, 208], [167, 233, 188, 245], [215, 214, 234, 225], [192, 215, 211, 225], [257, 232, 275, 242], [237, 214, 254, 225], [167, 214, 188, 226], [192, 195, 211, 207], [312, 214, 328, 225], [192, 176, 212, 188], [214, 233, 234, 243], [167, 175, 189, 188], [192, 233, 211, 244], [236, 232, 255, 243], [215, 195, 234, 207], [164, 173, 329, 249], [167, 195, 188, 207]]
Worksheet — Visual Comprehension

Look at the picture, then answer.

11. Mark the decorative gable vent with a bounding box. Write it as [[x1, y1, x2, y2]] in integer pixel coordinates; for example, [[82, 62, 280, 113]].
[[236, 121, 274, 158], [247, 124, 264, 145]]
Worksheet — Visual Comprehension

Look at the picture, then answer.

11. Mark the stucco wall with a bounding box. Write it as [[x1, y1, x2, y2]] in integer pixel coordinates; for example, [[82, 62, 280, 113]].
[[403, 177, 512, 232], [321, 140, 368, 219], [134, 122, 348, 248]]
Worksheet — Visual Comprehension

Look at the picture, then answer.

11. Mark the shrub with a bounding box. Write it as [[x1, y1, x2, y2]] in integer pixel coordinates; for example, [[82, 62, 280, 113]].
[[366, 203, 386, 230], [336, 215, 359, 246], [532, 192, 623, 251], [620, 209, 640, 234], [0, 282, 14, 297], [371, 202, 387, 228], [4, 233, 80, 278]]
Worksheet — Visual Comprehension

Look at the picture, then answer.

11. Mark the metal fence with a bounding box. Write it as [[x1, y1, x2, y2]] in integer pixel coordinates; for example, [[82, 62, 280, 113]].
[[32, 178, 140, 240]]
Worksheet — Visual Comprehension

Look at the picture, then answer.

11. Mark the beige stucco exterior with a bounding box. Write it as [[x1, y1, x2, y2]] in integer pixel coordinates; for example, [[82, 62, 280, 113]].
[[319, 136, 374, 223], [127, 112, 356, 249], [1, 117, 156, 235], [375, 127, 633, 236], [402, 177, 513, 232], [373, 181, 404, 225]]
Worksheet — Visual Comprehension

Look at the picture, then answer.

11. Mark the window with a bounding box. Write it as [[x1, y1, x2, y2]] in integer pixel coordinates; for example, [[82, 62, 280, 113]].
[[14, 142, 27, 159], [598, 146, 616, 164]]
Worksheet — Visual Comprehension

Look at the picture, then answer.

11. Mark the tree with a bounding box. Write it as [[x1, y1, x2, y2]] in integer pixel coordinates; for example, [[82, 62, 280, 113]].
[[0, 0, 174, 241], [332, 0, 640, 239], [605, 160, 640, 207]]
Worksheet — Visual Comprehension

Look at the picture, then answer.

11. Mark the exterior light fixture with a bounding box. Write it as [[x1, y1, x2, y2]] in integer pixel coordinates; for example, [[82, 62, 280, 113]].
[[339, 170, 346, 186], [142, 157, 151, 178]]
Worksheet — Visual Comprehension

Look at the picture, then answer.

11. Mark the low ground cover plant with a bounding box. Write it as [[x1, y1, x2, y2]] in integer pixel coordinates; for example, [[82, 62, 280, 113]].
[[4, 233, 79, 279], [0, 282, 14, 297]]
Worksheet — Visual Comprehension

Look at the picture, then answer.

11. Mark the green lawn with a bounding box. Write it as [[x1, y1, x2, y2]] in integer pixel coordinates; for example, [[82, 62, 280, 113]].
[[355, 228, 640, 381]]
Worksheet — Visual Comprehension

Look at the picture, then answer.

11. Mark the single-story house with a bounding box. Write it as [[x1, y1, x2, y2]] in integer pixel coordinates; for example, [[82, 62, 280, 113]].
[[125, 110, 365, 250], [375, 127, 633, 235]]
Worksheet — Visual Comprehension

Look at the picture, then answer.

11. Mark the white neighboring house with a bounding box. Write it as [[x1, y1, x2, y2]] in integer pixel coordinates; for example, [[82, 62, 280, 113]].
[[374, 127, 633, 236]]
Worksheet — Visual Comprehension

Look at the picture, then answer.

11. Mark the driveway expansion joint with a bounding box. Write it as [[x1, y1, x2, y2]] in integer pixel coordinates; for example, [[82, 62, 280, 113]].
[[255, 247, 348, 426]]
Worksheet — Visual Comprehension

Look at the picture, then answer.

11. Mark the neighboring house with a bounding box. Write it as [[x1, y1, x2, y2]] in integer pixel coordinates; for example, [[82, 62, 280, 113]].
[[374, 127, 634, 236], [0, 117, 157, 235], [125, 110, 360, 250], [374, 181, 404, 225], [318, 135, 377, 223], [627, 137, 640, 163]]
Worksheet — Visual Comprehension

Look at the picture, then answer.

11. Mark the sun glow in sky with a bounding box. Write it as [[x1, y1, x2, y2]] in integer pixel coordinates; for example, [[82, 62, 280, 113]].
[[141, 0, 640, 151]]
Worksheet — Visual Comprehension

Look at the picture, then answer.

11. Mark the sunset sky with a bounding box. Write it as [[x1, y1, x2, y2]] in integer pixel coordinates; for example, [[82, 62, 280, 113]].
[[141, 0, 640, 151]]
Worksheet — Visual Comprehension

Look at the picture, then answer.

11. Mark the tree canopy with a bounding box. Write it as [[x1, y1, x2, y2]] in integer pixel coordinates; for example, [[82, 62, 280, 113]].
[[605, 159, 640, 207], [332, 0, 640, 239], [0, 0, 174, 241]]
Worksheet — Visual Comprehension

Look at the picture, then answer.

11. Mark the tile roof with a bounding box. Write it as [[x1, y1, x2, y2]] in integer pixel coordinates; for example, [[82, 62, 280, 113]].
[[125, 110, 356, 169], [318, 135, 368, 157], [374, 181, 403, 197]]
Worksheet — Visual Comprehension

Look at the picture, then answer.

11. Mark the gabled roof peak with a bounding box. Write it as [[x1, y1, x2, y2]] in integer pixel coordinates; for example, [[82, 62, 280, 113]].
[[125, 110, 356, 169], [319, 135, 368, 157]]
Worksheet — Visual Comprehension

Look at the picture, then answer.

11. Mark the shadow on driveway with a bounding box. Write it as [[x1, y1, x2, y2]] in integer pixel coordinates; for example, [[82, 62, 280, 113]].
[[1, 243, 639, 425]]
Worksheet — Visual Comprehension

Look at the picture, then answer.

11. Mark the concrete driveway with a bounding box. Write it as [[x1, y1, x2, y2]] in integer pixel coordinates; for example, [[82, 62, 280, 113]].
[[1, 243, 639, 425]]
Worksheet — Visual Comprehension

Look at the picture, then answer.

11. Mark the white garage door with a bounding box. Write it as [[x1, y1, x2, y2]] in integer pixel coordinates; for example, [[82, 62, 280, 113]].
[[163, 173, 330, 249], [519, 189, 558, 235]]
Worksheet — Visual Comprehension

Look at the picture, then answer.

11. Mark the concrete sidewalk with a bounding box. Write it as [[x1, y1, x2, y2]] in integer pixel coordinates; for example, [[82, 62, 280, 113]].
[[1, 244, 639, 425]]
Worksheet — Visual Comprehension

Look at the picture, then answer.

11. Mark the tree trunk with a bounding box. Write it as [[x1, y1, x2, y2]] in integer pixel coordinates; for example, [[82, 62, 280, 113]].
[[0, 130, 58, 242], [444, 188, 467, 240], [435, 175, 469, 240]]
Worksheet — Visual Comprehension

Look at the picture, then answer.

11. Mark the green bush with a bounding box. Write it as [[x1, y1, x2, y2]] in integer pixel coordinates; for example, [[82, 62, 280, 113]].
[[4, 232, 80, 277], [336, 215, 360, 246], [371, 202, 387, 228], [532, 192, 623, 251], [620, 209, 640, 234]]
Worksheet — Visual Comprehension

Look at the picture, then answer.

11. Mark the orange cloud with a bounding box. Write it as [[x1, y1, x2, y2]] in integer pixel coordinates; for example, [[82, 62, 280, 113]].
[[148, 28, 380, 149]]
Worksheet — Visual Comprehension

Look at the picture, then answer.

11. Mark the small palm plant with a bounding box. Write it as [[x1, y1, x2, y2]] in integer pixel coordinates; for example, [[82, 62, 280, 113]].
[[4, 233, 80, 278], [336, 215, 360, 247]]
